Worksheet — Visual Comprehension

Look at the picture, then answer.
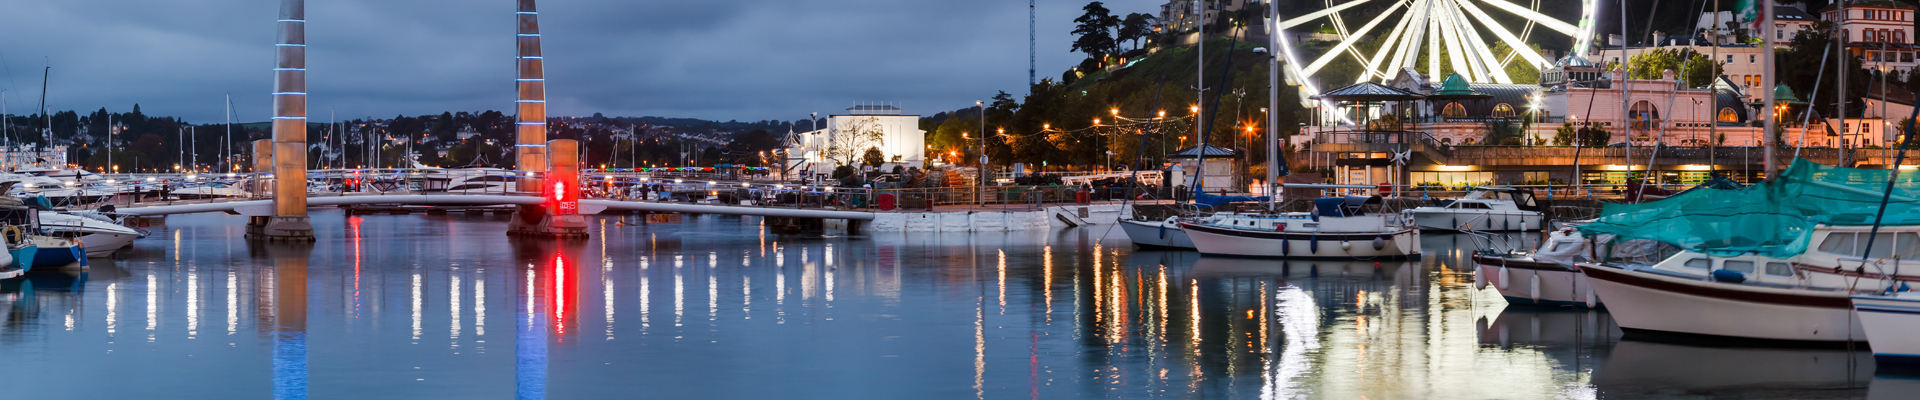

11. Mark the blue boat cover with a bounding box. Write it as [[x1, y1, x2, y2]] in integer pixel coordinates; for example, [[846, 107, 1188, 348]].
[[1193, 193, 1269, 209]]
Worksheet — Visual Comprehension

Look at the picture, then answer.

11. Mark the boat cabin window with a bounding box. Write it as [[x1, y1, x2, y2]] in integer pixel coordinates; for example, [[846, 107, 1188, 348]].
[[1764, 262, 1794, 277], [1818, 233, 1859, 256], [1683, 258, 1711, 269], [1455, 202, 1491, 209], [1818, 232, 1913, 259], [1721, 260, 1755, 274], [1900, 233, 1920, 260]]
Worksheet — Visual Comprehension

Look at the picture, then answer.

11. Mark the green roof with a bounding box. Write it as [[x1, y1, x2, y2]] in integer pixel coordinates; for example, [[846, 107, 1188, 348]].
[[1432, 74, 1480, 96]]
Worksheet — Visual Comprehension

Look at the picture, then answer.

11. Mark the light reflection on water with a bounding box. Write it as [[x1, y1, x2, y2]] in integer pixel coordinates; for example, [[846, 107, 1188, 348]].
[[0, 211, 1893, 399]]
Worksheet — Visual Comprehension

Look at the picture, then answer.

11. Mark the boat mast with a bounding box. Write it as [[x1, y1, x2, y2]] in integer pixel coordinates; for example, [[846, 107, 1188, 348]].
[[1761, 0, 1777, 178], [225, 94, 233, 174], [1267, 0, 1282, 210], [1193, 0, 1206, 194]]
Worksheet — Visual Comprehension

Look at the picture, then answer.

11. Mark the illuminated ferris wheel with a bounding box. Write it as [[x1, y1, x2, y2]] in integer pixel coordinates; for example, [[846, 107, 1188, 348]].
[[1272, 0, 1600, 100]]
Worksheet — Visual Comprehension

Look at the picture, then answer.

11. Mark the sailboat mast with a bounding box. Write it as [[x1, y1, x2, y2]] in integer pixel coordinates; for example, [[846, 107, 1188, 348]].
[[1620, 0, 1633, 184], [1193, 0, 1206, 193], [39, 66, 49, 167], [1761, 0, 1777, 178], [225, 94, 233, 174], [1267, 0, 1281, 208]]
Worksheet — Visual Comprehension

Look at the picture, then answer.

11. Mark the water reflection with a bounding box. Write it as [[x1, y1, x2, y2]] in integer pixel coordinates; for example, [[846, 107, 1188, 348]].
[[0, 212, 1901, 398]]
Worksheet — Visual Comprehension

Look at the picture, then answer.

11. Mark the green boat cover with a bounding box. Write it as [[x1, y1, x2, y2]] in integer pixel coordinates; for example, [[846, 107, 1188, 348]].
[[1580, 158, 1920, 257]]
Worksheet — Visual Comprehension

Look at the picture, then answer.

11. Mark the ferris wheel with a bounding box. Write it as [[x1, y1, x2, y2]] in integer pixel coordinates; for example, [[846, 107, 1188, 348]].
[[1271, 0, 1600, 101]]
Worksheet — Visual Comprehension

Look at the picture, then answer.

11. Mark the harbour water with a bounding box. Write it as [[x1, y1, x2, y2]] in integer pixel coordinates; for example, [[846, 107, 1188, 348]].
[[0, 211, 1907, 399]]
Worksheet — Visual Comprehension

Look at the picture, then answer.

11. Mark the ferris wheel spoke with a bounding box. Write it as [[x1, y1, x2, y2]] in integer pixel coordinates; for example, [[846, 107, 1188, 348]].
[[1301, 0, 1409, 77], [1455, 0, 1551, 71], [1359, 0, 1422, 83], [1435, 4, 1476, 81], [1477, 0, 1583, 37], [1451, 4, 1511, 83], [1278, 0, 1374, 30], [1393, 0, 1434, 72]]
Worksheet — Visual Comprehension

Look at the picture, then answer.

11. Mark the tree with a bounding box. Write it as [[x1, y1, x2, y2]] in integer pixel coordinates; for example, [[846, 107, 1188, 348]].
[[823, 116, 886, 167], [1579, 125, 1612, 147], [1071, 2, 1121, 66], [861, 147, 886, 168], [1118, 13, 1153, 51], [1553, 122, 1576, 146], [1622, 48, 1723, 88]]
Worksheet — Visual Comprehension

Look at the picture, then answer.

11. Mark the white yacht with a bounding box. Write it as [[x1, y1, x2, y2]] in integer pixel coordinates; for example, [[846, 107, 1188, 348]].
[[1577, 225, 1920, 343], [38, 211, 143, 256], [1180, 196, 1419, 259], [1409, 186, 1547, 231], [1474, 227, 1598, 307], [1852, 292, 1920, 365], [170, 180, 250, 199]]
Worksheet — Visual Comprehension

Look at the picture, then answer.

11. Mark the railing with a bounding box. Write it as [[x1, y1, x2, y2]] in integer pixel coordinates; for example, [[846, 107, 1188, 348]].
[[1311, 130, 1418, 145]]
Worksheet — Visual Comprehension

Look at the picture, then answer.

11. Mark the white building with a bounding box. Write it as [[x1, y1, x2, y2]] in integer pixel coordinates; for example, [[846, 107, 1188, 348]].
[[786, 104, 925, 177]]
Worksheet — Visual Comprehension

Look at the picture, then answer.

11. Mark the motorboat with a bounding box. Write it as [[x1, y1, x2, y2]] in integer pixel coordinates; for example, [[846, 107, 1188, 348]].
[[1851, 292, 1920, 365], [1180, 195, 1419, 259], [1473, 227, 1598, 307], [37, 211, 143, 256], [1120, 212, 1242, 249], [1408, 186, 1547, 231], [421, 167, 522, 194], [0, 201, 40, 277], [170, 180, 250, 199], [27, 234, 85, 270]]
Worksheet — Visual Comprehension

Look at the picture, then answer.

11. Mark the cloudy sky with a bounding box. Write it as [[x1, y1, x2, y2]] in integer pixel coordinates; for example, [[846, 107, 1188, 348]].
[[0, 0, 1170, 124]]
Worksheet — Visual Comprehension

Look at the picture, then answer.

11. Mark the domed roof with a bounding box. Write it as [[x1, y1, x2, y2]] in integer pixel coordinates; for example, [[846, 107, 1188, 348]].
[[1429, 73, 1490, 99], [1555, 55, 1595, 68]]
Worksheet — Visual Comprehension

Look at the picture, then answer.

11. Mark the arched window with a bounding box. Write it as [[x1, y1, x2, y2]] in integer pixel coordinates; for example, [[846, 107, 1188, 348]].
[[1492, 103, 1516, 118], [1441, 138, 1453, 145], [1629, 101, 1661, 131], [1442, 102, 1468, 118]]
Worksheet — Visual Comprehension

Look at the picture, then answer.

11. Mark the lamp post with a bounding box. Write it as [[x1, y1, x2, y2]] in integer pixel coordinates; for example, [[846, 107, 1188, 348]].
[[976, 100, 985, 206]]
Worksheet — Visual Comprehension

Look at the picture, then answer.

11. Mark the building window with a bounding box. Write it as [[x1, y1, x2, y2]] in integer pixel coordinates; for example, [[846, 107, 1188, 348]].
[[1629, 101, 1661, 131], [1719, 108, 1739, 122], [1778, 28, 1784, 40], [1906, 52, 1914, 63], [1727, 55, 1734, 63], [1750, 55, 1757, 63], [1442, 102, 1467, 118], [1900, 31, 1908, 43], [1492, 103, 1516, 118]]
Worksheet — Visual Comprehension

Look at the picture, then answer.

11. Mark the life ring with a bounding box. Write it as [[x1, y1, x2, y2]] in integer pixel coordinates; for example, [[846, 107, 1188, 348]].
[[0, 225, 22, 245]]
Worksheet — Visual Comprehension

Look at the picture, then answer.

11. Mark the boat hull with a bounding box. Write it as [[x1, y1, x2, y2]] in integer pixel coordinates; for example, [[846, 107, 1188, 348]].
[[1474, 254, 1597, 307], [1579, 264, 1863, 342], [30, 238, 83, 270], [1852, 295, 1920, 364], [1412, 209, 1544, 231], [1181, 222, 1419, 259], [79, 231, 137, 256], [1120, 219, 1194, 249]]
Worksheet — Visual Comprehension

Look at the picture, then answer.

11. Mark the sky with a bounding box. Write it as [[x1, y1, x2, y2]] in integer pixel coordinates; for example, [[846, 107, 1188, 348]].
[[0, 0, 1170, 124]]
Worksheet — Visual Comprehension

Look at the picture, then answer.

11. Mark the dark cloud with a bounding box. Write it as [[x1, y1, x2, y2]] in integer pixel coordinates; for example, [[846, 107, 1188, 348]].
[[0, 0, 1166, 123]]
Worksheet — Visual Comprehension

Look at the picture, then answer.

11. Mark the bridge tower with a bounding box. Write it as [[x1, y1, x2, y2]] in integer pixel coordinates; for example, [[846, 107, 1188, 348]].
[[506, 0, 585, 238], [248, 0, 315, 242], [514, 0, 547, 181]]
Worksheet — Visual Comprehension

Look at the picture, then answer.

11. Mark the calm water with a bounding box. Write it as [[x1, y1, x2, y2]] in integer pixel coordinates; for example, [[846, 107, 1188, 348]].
[[1, 211, 1911, 399]]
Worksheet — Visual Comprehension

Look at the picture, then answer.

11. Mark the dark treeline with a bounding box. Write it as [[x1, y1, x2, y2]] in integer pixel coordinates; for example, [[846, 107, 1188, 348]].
[[0, 107, 797, 173]]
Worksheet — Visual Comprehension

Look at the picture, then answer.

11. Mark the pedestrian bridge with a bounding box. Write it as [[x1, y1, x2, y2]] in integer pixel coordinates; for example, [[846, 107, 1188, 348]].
[[115, 193, 881, 221]]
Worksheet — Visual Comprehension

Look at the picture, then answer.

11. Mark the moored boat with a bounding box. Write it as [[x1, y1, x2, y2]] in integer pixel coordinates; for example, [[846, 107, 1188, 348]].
[[1852, 292, 1920, 364], [1408, 186, 1547, 231], [1474, 227, 1597, 307], [1181, 196, 1419, 259]]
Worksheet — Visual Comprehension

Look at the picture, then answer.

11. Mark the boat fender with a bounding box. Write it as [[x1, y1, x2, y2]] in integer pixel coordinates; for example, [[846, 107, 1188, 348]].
[[1281, 239, 1290, 256], [1529, 274, 1540, 302], [1497, 266, 1511, 290], [1711, 269, 1747, 284], [1310, 237, 1319, 254], [1341, 241, 1352, 251], [1373, 236, 1386, 251], [1585, 286, 1598, 308], [1474, 268, 1487, 290]]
